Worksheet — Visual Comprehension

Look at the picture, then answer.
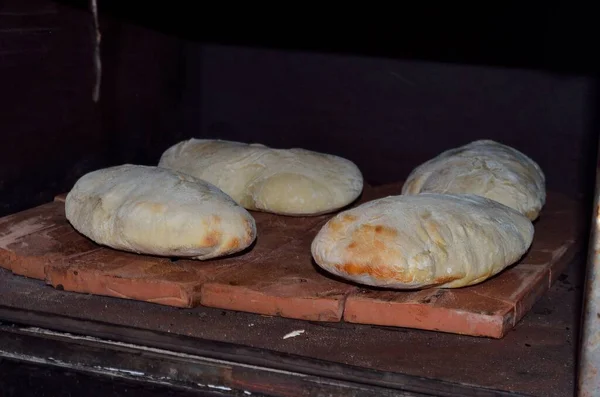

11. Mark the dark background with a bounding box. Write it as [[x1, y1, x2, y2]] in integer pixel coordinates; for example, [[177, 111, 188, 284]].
[[1, 1, 598, 215]]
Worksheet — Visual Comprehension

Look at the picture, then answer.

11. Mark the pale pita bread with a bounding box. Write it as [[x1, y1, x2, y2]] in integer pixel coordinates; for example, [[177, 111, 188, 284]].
[[402, 140, 545, 220], [158, 139, 363, 216], [65, 164, 256, 260]]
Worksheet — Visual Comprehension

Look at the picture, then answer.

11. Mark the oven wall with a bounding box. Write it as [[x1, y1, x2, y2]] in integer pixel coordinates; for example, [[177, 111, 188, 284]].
[[1, 1, 597, 217], [190, 45, 597, 196], [0, 0, 183, 217]]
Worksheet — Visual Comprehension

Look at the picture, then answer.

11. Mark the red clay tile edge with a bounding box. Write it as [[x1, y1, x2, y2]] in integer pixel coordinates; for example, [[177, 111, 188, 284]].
[[0, 189, 585, 338], [200, 283, 348, 322], [343, 297, 513, 338]]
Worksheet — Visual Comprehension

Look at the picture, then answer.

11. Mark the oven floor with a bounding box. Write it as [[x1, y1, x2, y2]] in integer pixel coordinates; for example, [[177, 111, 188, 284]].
[[0, 358, 219, 397], [0, 253, 584, 397]]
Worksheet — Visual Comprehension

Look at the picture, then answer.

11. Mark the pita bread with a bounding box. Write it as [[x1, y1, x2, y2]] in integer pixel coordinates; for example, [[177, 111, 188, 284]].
[[311, 193, 534, 289], [65, 164, 256, 260], [158, 139, 363, 216], [402, 140, 545, 220]]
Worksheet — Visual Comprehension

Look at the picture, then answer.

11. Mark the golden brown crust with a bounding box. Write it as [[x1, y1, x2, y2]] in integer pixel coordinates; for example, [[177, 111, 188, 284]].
[[201, 231, 221, 247], [334, 262, 408, 283], [311, 193, 534, 289], [65, 165, 257, 260], [225, 237, 240, 251]]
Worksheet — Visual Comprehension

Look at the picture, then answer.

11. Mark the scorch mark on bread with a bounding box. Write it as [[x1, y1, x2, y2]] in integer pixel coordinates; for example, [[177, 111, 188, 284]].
[[65, 165, 257, 260], [311, 193, 534, 289]]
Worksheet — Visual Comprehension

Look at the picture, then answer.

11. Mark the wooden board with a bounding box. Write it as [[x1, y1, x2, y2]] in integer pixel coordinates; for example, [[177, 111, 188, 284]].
[[0, 183, 583, 338]]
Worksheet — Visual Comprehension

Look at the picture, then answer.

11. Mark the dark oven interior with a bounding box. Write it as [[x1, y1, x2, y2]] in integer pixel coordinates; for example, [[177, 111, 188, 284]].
[[1, 1, 599, 396], [2, 1, 598, 217]]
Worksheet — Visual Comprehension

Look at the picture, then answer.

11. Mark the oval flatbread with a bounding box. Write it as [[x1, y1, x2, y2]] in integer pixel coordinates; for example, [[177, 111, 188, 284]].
[[401, 140, 545, 220], [65, 164, 256, 260], [158, 139, 363, 216], [311, 193, 534, 289]]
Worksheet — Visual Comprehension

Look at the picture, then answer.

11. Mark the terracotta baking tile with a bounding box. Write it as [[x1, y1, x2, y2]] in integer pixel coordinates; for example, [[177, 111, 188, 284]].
[[0, 184, 584, 338], [10, 225, 99, 279], [513, 269, 552, 324], [251, 211, 325, 250], [182, 184, 378, 316], [548, 240, 581, 286], [466, 266, 548, 303], [0, 202, 64, 242], [42, 208, 310, 307], [0, 250, 15, 272], [525, 202, 582, 286], [46, 250, 225, 307], [530, 205, 580, 253], [344, 288, 514, 338], [201, 240, 357, 322], [464, 265, 549, 326], [541, 192, 579, 214], [0, 202, 98, 279], [519, 249, 554, 266], [40, 191, 333, 308]]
